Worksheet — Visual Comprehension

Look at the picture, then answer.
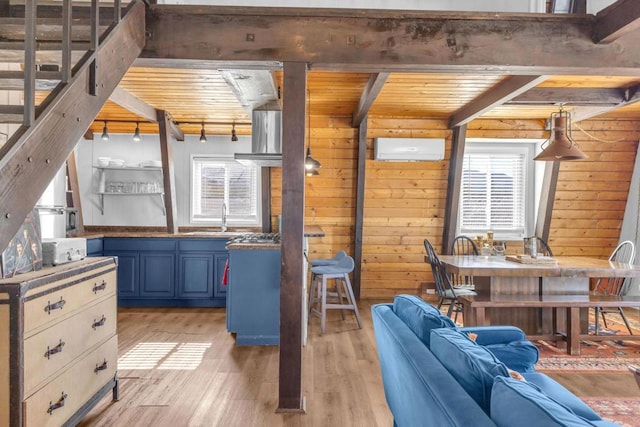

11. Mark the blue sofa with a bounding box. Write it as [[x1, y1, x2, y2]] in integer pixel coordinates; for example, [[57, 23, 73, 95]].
[[372, 295, 619, 427]]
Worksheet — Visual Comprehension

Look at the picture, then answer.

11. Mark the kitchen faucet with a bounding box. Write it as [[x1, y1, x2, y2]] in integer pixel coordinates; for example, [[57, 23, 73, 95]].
[[221, 202, 227, 232]]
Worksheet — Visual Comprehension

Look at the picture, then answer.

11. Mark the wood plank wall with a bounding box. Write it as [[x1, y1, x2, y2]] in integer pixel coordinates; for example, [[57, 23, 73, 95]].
[[272, 115, 640, 299]]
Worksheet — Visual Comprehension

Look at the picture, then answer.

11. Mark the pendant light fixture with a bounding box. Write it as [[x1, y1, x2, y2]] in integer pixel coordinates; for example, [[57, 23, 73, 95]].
[[133, 122, 141, 142], [305, 90, 321, 176], [231, 123, 238, 142], [534, 108, 587, 161], [101, 121, 109, 141], [199, 122, 207, 143]]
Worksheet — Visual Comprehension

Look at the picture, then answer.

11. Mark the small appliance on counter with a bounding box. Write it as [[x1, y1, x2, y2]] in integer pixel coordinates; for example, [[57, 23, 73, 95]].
[[42, 237, 87, 266]]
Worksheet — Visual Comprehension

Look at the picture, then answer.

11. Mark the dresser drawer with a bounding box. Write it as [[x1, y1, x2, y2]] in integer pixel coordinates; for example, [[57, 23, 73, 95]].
[[24, 268, 116, 336], [23, 335, 117, 427], [23, 295, 117, 398]]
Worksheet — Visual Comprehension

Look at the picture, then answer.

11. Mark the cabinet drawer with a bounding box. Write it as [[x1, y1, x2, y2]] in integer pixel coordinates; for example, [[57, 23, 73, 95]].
[[23, 335, 117, 427], [23, 296, 117, 397], [24, 269, 116, 336]]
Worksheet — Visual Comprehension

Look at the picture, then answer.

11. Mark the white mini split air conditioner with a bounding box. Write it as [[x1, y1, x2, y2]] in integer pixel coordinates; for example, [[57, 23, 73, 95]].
[[374, 138, 445, 161]]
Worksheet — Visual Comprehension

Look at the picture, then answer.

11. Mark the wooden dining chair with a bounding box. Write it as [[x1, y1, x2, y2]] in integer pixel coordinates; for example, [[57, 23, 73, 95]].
[[593, 240, 636, 335], [424, 239, 476, 321], [450, 236, 478, 289]]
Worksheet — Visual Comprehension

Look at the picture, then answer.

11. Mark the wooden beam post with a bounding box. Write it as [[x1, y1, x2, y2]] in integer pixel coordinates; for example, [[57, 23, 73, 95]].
[[277, 61, 306, 414], [352, 117, 367, 299], [593, 0, 640, 43], [442, 125, 467, 254], [65, 151, 84, 234], [535, 161, 560, 243], [448, 76, 548, 128], [157, 109, 179, 233], [352, 73, 389, 127]]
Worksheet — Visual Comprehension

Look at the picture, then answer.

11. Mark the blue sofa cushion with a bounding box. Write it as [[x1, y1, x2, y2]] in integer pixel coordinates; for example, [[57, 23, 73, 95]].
[[392, 295, 456, 346], [522, 372, 602, 421], [491, 376, 602, 427], [486, 340, 539, 373], [430, 328, 509, 413]]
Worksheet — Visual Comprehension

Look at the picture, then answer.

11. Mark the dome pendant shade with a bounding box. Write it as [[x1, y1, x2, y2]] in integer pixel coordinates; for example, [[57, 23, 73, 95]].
[[305, 147, 322, 171], [534, 114, 587, 161]]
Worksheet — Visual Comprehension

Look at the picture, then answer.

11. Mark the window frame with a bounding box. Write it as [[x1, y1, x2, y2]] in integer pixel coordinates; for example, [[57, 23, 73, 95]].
[[457, 139, 543, 241], [189, 155, 262, 227]]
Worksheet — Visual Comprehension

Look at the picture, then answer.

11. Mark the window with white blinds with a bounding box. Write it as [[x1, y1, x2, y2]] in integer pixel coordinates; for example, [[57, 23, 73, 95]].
[[191, 157, 260, 225], [459, 143, 534, 238]]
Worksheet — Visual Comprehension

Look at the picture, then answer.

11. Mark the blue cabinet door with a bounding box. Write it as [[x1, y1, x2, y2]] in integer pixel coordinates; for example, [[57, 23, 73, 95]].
[[214, 253, 229, 299], [104, 252, 138, 298], [178, 253, 213, 298], [140, 253, 175, 297]]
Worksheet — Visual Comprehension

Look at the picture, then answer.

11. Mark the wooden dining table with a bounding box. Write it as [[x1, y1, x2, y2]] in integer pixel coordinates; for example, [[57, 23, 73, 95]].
[[436, 255, 640, 335]]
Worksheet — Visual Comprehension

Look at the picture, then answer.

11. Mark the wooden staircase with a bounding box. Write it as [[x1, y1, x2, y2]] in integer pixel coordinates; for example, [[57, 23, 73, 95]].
[[0, 0, 145, 251]]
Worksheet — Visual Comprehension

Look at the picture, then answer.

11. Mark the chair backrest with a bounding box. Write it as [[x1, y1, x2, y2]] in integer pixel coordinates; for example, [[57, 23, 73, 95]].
[[594, 240, 636, 296], [536, 237, 554, 257], [424, 239, 456, 297], [609, 240, 635, 264], [335, 255, 355, 273], [451, 236, 478, 256]]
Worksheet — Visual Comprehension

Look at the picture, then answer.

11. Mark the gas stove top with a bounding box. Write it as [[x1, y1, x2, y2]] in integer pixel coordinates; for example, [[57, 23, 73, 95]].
[[229, 233, 280, 244]]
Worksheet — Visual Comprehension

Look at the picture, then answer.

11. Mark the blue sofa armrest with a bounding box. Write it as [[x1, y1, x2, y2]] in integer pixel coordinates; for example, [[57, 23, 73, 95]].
[[457, 326, 527, 345], [458, 326, 539, 372]]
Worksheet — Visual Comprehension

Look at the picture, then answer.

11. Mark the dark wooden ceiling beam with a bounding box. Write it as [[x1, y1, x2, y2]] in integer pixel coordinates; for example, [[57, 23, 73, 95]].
[[593, 0, 640, 43], [157, 109, 179, 233], [572, 83, 640, 121], [508, 87, 625, 105], [442, 125, 467, 255], [448, 75, 548, 128], [108, 86, 184, 141], [144, 6, 640, 75], [0, 0, 145, 252], [352, 72, 389, 127]]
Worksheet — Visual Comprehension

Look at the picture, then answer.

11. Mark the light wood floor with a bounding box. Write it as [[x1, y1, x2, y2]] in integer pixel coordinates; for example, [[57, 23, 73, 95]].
[[79, 300, 640, 427]]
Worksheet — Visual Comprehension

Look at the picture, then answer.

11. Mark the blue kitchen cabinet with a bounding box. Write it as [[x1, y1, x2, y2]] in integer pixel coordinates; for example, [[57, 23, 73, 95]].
[[86, 238, 103, 256], [111, 253, 138, 298], [227, 248, 281, 345], [140, 252, 175, 297], [103, 237, 229, 307], [178, 253, 214, 298]]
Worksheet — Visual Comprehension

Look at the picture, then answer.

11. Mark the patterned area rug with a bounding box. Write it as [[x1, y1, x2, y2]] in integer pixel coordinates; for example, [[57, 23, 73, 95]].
[[535, 310, 640, 372], [581, 398, 640, 427]]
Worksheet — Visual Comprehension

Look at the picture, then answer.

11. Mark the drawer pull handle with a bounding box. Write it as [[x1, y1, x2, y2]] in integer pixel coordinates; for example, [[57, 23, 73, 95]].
[[94, 359, 108, 373], [47, 392, 68, 415], [44, 340, 65, 359], [44, 297, 66, 314], [92, 315, 107, 330], [93, 280, 107, 293]]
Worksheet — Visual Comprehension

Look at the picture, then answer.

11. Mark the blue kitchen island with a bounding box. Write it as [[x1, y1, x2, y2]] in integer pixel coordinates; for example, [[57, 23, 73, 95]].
[[226, 235, 281, 346]]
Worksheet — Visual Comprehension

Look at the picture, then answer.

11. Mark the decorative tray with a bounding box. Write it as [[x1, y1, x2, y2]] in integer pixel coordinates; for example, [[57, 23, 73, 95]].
[[505, 255, 558, 265]]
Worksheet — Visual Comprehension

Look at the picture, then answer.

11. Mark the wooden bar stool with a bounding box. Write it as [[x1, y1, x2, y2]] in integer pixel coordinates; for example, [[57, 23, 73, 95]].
[[308, 255, 362, 334]]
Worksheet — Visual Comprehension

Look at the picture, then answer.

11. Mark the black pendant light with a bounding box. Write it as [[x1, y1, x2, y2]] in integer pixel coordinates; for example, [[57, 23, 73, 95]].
[[534, 108, 587, 161], [305, 90, 321, 175], [231, 123, 238, 142], [133, 122, 141, 142], [101, 121, 109, 141], [199, 122, 207, 143]]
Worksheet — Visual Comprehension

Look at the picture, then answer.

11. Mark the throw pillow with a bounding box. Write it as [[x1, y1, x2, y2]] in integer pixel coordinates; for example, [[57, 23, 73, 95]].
[[430, 328, 509, 414], [491, 376, 598, 427], [392, 295, 455, 346]]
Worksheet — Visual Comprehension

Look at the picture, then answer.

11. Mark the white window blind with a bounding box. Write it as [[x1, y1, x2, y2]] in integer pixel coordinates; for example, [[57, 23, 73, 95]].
[[460, 151, 527, 236], [191, 157, 260, 225]]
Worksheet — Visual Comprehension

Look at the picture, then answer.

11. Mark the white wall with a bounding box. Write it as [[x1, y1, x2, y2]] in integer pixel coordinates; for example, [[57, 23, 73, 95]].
[[76, 133, 252, 227], [620, 146, 640, 296]]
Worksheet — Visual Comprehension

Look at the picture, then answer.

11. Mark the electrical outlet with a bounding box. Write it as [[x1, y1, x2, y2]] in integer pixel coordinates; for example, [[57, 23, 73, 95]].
[[425, 289, 435, 295]]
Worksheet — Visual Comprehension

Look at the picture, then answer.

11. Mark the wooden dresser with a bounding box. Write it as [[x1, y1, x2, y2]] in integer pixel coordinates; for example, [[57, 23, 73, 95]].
[[0, 257, 119, 426]]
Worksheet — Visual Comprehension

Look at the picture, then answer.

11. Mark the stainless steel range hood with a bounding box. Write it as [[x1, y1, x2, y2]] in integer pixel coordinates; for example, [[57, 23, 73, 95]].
[[234, 106, 282, 167]]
